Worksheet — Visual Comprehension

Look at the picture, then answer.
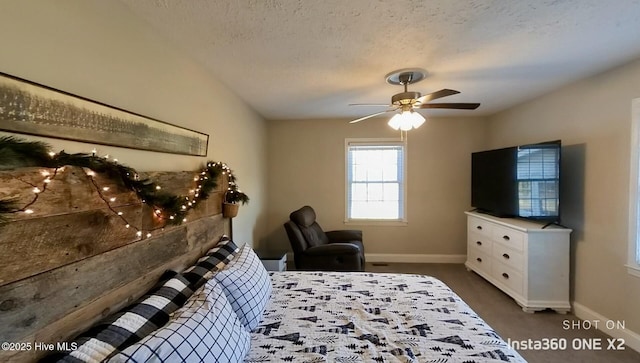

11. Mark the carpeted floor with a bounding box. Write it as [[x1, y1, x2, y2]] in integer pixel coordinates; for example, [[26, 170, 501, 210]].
[[364, 262, 640, 363]]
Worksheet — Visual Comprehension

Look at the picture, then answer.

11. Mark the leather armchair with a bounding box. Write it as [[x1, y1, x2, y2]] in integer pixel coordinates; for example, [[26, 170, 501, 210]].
[[284, 206, 365, 271]]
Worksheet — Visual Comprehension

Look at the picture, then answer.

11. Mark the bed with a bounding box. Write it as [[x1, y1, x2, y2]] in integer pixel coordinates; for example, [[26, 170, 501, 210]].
[[50, 237, 525, 363]]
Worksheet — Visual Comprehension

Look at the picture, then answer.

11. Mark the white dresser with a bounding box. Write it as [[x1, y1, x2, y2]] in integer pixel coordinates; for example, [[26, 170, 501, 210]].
[[465, 211, 572, 313]]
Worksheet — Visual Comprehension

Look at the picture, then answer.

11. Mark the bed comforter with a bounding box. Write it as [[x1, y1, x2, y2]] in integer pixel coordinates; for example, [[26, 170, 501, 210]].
[[245, 271, 525, 363]]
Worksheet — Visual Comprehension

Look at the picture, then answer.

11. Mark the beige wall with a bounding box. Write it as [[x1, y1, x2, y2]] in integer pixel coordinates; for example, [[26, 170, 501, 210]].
[[265, 116, 488, 256], [488, 58, 640, 334], [0, 0, 267, 245]]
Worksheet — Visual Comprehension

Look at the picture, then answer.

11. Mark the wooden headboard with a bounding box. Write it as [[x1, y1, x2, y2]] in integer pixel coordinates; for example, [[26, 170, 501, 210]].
[[0, 167, 229, 362]]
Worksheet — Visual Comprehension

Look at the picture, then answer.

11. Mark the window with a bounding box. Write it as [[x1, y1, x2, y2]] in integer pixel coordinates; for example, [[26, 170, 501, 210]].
[[629, 98, 640, 277], [345, 139, 406, 222]]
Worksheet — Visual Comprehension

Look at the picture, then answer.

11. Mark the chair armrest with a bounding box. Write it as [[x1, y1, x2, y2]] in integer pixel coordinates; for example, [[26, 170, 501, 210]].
[[326, 230, 362, 243], [303, 243, 361, 256]]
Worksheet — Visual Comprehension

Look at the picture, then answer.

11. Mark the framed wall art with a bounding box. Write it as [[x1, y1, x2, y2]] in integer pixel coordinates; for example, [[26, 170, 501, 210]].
[[0, 72, 209, 156]]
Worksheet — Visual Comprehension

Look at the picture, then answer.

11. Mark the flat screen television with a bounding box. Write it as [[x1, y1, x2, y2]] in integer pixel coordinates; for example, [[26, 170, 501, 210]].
[[471, 140, 561, 222]]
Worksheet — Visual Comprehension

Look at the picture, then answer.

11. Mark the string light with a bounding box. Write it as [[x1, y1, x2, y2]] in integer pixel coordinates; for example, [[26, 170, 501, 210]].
[[4, 140, 248, 238]]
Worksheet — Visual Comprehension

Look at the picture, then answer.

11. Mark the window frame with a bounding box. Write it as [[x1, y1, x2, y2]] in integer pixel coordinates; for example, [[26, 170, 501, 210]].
[[344, 138, 408, 225], [628, 98, 640, 278]]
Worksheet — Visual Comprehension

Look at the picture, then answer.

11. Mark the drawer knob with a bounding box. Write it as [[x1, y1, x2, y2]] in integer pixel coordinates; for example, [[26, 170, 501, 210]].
[[476, 225, 482, 230], [476, 257, 482, 262], [502, 235, 510, 241], [476, 241, 482, 246], [502, 253, 510, 259], [502, 272, 509, 279]]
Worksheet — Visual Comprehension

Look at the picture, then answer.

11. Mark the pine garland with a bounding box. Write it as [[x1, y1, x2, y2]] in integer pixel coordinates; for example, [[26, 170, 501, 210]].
[[0, 136, 249, 228]]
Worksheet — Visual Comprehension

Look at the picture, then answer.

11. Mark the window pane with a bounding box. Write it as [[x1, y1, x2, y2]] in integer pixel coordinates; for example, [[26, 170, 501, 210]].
[[382, 163, 398, 181], [353, 165, 367, 181], [368, 164, 383, 181], [383, 183, 399, 201], [367, 183, 383, 201], [351, 183, 367, 201]]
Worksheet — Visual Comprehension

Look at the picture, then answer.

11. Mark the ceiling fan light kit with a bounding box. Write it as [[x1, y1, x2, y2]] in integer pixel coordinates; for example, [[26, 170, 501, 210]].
[[349, 68, 480, 131], [388, 110, 425, 131]]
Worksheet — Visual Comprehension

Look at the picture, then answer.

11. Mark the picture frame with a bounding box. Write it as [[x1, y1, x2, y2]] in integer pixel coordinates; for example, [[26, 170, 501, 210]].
[[0, 72, 209, 156]]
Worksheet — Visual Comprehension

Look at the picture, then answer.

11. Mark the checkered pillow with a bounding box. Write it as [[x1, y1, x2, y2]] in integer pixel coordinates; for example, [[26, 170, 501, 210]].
[[212, 244, 272, 331], [108, 279, 250, 363], [182, 235, 239, 291], [52, 274, 194, 363]]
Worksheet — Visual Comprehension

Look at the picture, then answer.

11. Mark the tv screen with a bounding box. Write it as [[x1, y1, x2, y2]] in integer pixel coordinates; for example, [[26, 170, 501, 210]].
[[471, 140, 561, 221]]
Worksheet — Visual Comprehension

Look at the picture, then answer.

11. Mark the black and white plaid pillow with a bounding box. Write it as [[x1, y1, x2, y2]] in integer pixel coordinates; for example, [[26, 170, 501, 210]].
[[212, 244, 272, 331], [51, 274, 194, 363], [108, 279, 251, 363], [182, 235, 239, 291]]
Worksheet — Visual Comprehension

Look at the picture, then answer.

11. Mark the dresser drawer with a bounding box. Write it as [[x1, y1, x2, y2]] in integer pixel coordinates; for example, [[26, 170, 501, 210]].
[[491, 225, 525, 251], [467, 231, 492, 255], [467, 247, 492, 275], [467, 217, 493, 237], [492, 242, 524, 273], [492, 261, 523, 295]]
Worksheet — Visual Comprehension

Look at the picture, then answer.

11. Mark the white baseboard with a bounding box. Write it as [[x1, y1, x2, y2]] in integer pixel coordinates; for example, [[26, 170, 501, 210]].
[[365, 253, 466, 264], [286, 253, 467, 264], [572, 302, 640, 353]]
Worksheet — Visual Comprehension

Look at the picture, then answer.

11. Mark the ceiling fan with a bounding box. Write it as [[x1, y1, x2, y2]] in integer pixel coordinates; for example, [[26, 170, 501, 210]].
[[349, 69, 480, 130]]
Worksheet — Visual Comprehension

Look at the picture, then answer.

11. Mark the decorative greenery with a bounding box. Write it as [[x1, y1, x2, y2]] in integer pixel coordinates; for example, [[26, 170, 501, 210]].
[[0, 136, 53, 170], [0, 136, 249, 231], [224, 171, 250, 205]]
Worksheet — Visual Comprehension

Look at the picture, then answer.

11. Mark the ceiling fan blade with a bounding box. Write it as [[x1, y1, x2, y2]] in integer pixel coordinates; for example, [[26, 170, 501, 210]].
[[349, 109, 397, 123], [348, 103, 392, 107], [415, 102, 480, 110], [415, 89, 460, 104]]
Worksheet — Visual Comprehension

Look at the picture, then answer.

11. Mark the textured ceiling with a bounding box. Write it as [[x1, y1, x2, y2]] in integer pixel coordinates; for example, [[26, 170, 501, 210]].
[[120, 0, 640, 120]]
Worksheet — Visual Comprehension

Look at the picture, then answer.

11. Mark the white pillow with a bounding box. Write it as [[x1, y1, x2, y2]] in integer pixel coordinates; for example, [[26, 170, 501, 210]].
[[109, 280, 250, 363], [212, 244, 272, 331]]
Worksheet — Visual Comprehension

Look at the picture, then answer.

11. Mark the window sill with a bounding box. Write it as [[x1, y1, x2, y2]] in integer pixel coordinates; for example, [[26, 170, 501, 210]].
[[344, 219, 408, 226], [626, 264, 640, 278]]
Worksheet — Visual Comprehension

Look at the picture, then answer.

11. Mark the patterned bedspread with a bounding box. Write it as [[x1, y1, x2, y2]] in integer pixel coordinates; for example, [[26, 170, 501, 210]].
[[245, 271, 525, 363]]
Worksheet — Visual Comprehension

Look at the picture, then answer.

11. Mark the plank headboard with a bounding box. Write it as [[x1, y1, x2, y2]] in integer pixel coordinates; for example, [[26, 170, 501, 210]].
[[0, 167, 229, 362]]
